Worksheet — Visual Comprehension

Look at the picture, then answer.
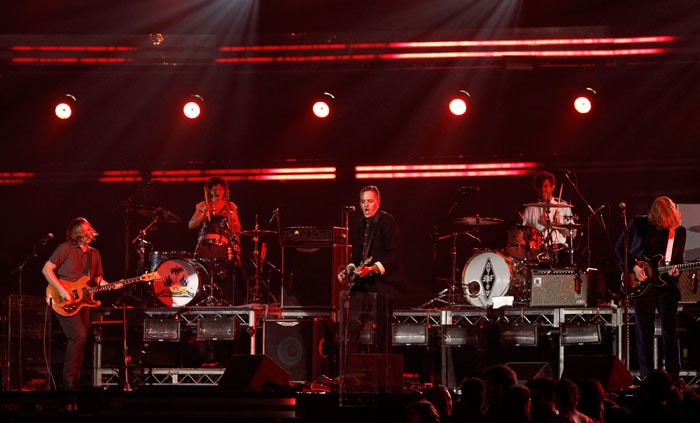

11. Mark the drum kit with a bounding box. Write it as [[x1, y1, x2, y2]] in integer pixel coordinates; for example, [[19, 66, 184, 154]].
[[126, 205, 279, 308], [429, 202, 583, 309]]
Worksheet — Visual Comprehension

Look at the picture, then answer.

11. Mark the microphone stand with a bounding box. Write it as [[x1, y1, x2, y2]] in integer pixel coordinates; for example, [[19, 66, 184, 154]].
[[620, 205, 631, 368], [563, 172, 615, 268], [338, 206, 353, 406]]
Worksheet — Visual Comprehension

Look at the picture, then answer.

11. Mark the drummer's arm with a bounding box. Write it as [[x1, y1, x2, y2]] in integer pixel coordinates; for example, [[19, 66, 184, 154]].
[[188, 202, 208, 230]]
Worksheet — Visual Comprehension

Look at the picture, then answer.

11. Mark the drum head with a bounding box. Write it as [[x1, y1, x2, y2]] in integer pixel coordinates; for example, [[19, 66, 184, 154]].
[[462, 250, 513, 308], [153, 258, 207, 307]]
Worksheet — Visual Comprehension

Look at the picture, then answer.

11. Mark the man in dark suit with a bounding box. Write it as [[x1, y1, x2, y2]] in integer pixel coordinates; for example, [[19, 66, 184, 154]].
[[346, 185, 406, 353]]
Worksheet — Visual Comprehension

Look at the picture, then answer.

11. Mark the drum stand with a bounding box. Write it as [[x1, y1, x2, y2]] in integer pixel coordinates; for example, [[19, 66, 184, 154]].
[[422, 231, 480, 307], [247, 234, 280, 304]]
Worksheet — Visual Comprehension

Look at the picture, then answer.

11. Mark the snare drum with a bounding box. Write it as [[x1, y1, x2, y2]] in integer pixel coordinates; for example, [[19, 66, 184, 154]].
[[196, 215, 231, 259], [462, 249, 530, 308], [152, 258, 208, 307], [505, 225, 542, 261]]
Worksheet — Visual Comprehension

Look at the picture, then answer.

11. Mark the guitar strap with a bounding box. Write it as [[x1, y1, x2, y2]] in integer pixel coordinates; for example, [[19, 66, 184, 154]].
[[664, 229, 675, 266]]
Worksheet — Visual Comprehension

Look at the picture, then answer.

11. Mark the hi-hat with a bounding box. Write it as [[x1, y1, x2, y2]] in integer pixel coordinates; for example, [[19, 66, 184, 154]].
[[136, 205, 182, 224], [238, 229, 277, 237], [523, 202, 574, 208], [452, 216, 504, 226], [689, 225, 700, 233]]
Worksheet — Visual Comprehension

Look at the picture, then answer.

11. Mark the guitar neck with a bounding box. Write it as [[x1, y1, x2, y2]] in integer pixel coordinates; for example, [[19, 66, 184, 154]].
[[88, 274, 150, 295], [658, 261, 700, 275]]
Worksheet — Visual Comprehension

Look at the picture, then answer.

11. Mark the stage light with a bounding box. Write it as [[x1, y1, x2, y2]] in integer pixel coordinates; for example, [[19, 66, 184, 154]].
[[54, 94, 77, 120], [392, 324, 429, 346], [448, 90, 471, 116], [182, 94, 204, 119], [500, 323, 538, 347], [560, 323, 602, 345], [312, 92, 334, 119], [573, 87, 597, 114]]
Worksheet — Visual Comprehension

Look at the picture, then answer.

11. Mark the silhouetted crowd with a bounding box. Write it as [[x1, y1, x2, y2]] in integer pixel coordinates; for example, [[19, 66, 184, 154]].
[[404, 364, 700, 423]]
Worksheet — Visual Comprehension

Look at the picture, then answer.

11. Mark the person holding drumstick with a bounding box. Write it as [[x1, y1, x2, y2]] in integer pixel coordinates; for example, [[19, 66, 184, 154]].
[[188, 177, 244, 304], [521, 170, 576, 266]]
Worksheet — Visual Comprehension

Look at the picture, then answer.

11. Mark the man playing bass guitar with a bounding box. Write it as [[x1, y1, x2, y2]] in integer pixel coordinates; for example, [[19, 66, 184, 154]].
[[615, 196, 686, 380], [42, 217, 123, 391]]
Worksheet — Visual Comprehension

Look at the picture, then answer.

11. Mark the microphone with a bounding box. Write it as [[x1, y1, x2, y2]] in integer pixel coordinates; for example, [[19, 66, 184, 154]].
[[344, 206, 356, 212], [458, 186, 479, 193], [619, 202, 626, 210], [594, 204, 607, 215], [38, 233, 54, 245], [558, 169, 573, 175], [268, 208, 279, 224]]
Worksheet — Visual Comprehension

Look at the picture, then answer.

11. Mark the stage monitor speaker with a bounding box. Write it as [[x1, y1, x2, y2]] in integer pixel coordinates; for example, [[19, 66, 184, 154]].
[[505, 362, 554, 386], [219, 354, 291, 392], [282, 243, 348, 309], [562, 355, 633, 392], [530, 270, 591, 307]]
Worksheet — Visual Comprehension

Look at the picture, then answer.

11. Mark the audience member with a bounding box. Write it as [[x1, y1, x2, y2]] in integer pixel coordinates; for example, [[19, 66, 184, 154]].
[[501, 384, 532, 422], [526, 376, 559, 423], [405, 398, 441, 423], [451, 377, 486, 422], [426, 384, 453, 423], [483, 363, 518, 422], [554, 377, 593, 423]]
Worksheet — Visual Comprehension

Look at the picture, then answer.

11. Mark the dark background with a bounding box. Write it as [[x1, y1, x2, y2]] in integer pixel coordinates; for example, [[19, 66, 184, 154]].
[[2, 1, 699, 308]]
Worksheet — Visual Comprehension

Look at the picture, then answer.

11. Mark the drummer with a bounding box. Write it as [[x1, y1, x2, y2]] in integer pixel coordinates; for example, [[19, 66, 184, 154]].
[[520, 170, 575, 265], [188, 176, 242, 261]]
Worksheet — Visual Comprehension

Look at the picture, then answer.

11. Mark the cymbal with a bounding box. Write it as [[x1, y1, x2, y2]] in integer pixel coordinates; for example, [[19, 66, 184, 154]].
[[136, 205, 182, 224], [549, 223, 584, 230], [238, 229, 277, 237], [452, 216, 504, 226], [689, 225, 700, 233], [523, 202, 574, 208]]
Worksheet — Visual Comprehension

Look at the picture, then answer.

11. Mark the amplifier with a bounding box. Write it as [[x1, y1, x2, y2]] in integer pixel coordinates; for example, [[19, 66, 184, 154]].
[[530, 269, 590, 307], [282, 226, 348, 245]]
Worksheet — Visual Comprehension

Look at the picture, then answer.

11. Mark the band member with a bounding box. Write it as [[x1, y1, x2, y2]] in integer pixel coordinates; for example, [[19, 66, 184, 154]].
[[521, 170, 575, 265], [346, 185, 406, 353], [188, 177, 245, 304], [42, 217, 121, 390], [615, 196, 686, 380]]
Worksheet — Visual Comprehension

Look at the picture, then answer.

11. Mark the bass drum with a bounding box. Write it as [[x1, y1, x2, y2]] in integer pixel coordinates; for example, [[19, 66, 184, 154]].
[[152, 258, 208, 307], [462, 249, 530, 308]]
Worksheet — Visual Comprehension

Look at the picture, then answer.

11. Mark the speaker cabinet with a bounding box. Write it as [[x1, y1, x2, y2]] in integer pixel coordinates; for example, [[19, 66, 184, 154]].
[[263, 318, 337, 382], [4, 295, 51, 391], [530, 269, 591, 307], [505, 362, 554, 386], [282, 244, 349, 309], [562, 355, 633, 392], [219, 354, 291, 392]]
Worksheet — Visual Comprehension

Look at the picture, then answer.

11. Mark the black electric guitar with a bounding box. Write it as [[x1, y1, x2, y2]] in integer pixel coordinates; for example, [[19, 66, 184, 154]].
[[625, 255, 700, 298], [338, 257, 373, 290], [46, 271, 160, 316]]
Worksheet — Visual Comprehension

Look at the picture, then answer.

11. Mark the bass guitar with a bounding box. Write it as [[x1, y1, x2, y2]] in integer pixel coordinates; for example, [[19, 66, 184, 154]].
[[46, 271, 160, 317], [337, 257, 373, 289], [625, 255, 700, 298]]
